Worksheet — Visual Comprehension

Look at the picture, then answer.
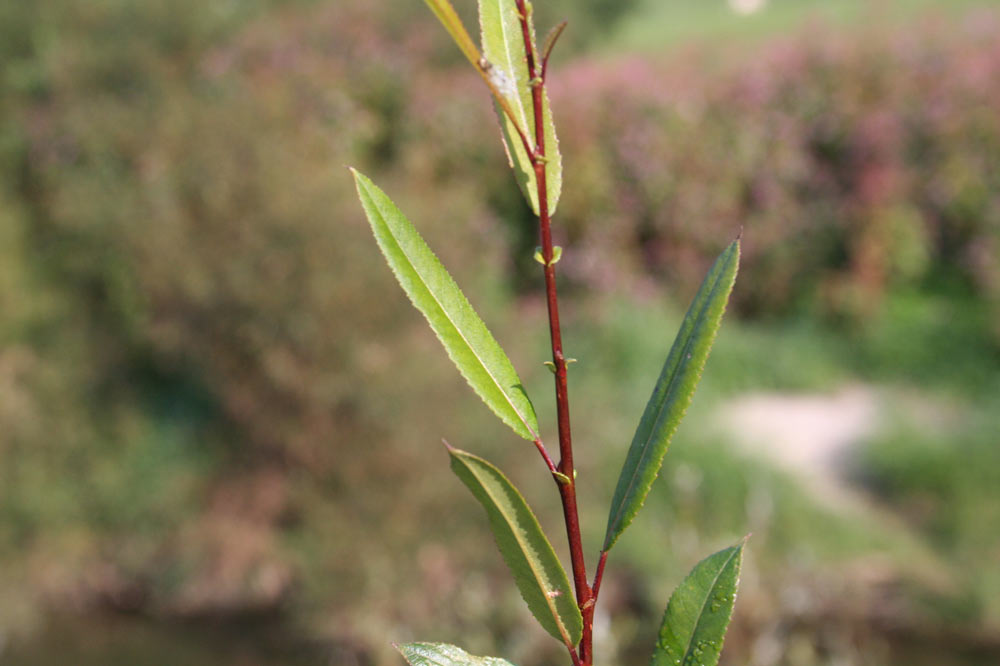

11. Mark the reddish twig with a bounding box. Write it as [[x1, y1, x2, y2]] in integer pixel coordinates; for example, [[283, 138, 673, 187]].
[[591, 551, 608, 601], [540, 20, 568, 82], [579, 550, 609, 659], [512, 2, 594, 663], [533, 437, 559, 476]]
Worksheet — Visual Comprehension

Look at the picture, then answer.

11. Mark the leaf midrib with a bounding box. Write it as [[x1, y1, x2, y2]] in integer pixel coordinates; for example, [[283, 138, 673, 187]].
[[493, 1, 530, 134], [678, 547, 739, 663], [606, 258, 730, 542], [363, 181, 537, 439]]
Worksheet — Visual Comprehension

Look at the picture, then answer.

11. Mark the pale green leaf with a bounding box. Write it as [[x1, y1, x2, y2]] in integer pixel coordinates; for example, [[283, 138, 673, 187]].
[[479, 0, 562, 216], [352, 169, 539, 440], [650, 543, 744, 666], [421, 0, 534, 146], [604, 240, 740, 551], [422, 0, 481, 68], [397, 642, 516, 666], [448, 447, 582, 647]]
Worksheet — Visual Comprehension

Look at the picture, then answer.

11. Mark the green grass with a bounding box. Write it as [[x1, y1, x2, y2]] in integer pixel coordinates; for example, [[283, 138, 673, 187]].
[[605, 0, 996, 54], [600, 288, 1000, 630], [850, 291, 1000, 396], [545, 291, 973, 663], [557, 291, 957, 540], [856, 395, 1000, 626]]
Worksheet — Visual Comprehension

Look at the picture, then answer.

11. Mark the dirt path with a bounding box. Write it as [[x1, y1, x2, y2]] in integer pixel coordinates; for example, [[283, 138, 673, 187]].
[[716, 385, 963, 643], [718, 385, 880, 512]]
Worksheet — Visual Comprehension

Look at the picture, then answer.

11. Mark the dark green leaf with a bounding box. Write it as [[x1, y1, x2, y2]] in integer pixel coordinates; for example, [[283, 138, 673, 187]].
[[352, 170, 539, 441], [449, 447, 582, 647], [650, 542, 744, 666], [604, 240, 740, 551]]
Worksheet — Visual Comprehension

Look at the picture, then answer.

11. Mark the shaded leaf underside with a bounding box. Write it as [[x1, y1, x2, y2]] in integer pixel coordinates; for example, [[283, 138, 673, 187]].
[[448, 447, 582, 647]]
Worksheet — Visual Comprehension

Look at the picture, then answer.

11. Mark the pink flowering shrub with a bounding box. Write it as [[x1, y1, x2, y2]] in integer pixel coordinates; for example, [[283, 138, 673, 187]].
[[538, 15, 1000, 331]]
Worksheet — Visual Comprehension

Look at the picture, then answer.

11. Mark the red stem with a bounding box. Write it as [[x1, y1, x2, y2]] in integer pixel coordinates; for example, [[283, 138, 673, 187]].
[[512, 2, 594, 664], [533, 437, 559, 476], [579, 551, 609, 659], [591, 551, 608, 600]]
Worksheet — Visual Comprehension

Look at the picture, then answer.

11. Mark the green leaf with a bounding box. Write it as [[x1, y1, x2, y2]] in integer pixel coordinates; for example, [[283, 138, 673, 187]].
[[422, 0, 481, 68], [352, 169, 539, 440], [604, 240, 740, 551], [478, 0, 562, 216], [650, 543, 744, 666], [397, 642, 516, 666], [448, 447, 582, 647]]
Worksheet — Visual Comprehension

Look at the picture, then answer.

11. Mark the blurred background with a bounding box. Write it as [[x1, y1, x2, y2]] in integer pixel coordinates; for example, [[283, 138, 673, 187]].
[[1, 0, 999, 664]]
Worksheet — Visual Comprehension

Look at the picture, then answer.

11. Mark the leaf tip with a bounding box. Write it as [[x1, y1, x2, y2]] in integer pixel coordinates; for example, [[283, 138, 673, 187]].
[[348, 166, 368, 190]]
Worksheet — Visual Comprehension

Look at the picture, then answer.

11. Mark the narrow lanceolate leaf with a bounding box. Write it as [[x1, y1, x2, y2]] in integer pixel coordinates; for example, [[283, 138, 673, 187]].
[[604, 240, 740, 551], [448, 448, 582, 647], [352, 170, 539, 440], [422, 0, 481, 68], [650, 543, 744, 666], [479, 0, 562, 216], [397, 642, 516, 666]]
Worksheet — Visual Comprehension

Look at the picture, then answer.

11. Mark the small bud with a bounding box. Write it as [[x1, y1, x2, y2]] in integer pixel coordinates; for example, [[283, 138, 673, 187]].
[[543, 361, 556, 373], [534, 246, 563, 266]]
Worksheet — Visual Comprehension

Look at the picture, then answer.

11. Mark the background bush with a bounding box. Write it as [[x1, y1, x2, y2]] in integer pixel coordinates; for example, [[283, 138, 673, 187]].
[[1, 1, 999, 663]]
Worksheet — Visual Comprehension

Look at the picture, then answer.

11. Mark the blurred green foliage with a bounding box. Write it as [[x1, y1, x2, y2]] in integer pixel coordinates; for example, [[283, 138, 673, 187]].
[[1, 0, 999, 664], [609, 0, 996, 54], [857, 396, 1000, 626]]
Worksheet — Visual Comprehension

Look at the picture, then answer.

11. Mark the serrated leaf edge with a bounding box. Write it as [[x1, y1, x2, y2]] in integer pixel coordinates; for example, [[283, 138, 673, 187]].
[[449, 448, 582, 647], [479, 0, 561, 216], [396, 641, 516, 666], [655, 543, 744, 666], [604, 240, 740, 551], [352, 169, 539, 440]]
